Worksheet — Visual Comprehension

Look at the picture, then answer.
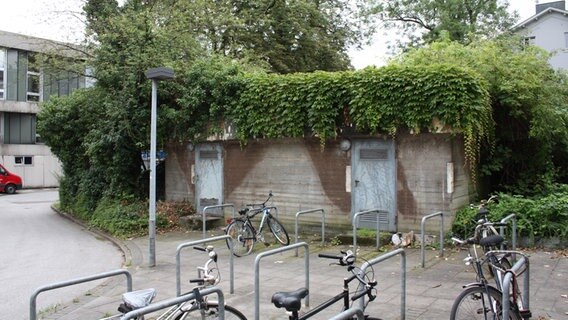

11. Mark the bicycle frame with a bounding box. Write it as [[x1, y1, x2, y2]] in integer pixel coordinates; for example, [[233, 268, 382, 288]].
[[240, 207, 272, 240], [296, 274, 359, 320], [273, 251, 376, 320], [460, 242, 529, 319]]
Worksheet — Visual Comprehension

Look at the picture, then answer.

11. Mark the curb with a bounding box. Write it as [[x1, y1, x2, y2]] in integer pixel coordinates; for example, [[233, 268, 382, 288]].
[[50, 204, 133, 269]]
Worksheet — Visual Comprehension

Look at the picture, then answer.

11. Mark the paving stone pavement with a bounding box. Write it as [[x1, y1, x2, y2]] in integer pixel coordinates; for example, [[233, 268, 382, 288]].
[[40, 229, 567, 320]]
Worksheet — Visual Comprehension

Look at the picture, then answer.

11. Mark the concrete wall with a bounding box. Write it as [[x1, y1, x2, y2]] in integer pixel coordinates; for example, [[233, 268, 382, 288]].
[[222, 138, 351, 232], [396, 133, 471, 232], [165, 133, 472, 233], [0, 144, 61, 188]]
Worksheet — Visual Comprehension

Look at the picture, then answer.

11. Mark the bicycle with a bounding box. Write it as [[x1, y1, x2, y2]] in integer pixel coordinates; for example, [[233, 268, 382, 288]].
[[450, 234, 531, 320], [225, 191, 290, 256], [468, 195, 515, 274], [270, 250, 382, 320], [101, 245, 247, 320]]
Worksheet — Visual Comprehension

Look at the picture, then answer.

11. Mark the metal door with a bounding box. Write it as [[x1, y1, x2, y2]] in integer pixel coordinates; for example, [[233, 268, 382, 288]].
[[195, 143, 223, 215], [351, 139, 396, 231]]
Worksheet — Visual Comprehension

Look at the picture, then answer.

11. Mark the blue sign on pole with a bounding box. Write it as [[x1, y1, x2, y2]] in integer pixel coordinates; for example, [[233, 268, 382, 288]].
[[141, 150, 167, 161]]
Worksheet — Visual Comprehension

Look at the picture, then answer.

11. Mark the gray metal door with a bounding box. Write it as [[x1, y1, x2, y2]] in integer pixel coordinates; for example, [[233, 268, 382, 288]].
[[351, 139, 396, 231], [195, 143, 223, 214]]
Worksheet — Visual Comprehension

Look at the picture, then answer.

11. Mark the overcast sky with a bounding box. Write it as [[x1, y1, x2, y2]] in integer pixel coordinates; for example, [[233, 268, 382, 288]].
[[0, 0, 547, 68]]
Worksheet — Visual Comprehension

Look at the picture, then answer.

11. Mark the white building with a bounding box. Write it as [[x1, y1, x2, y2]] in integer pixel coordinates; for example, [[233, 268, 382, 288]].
[[512, 0, 568, 70], [0, 30, 87, 188]]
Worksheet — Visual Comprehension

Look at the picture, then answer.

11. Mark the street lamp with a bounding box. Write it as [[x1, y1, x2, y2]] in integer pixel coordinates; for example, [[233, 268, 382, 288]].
[[145, 67, 174, 267]]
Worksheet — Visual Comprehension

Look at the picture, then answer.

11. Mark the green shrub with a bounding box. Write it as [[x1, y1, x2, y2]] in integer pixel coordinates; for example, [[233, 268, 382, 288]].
[[65, 194, 197, 238], [452, 185, 568, 245], [89, 198, 150, 238]]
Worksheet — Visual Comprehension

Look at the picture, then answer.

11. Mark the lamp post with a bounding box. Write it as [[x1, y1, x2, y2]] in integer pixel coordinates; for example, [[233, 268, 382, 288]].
[[145, 67, 174, 267]]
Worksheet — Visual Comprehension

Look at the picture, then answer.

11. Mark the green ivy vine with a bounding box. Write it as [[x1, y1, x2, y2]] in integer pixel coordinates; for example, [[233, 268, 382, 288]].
[[225, 64, 492, 180]]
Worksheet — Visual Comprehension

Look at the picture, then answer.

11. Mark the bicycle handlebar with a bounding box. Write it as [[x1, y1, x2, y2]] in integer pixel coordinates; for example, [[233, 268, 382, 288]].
[[245, 191, 274, 208], [318, 250, 355, 266], [452, 237, 477, 245]]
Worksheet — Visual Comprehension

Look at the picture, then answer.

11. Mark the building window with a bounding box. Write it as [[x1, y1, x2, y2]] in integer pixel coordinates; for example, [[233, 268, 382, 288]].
[[15, 156, 33, 165], [565, 32, 568, 48], [0, 47, 5, 99], [4, 112, 37, 144], [27, 53, 40, 102]]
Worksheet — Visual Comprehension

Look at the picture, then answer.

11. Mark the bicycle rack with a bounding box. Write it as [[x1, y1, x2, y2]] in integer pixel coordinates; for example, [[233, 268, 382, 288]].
[[499, 213, 517, 251], [30, 269, 132, 320], [502, 254, 530, 320], [294, 208, 326, 256], [356, 248, 407, 320], [329, 307, 365, 320], [176, 235, 235, 296], [202, 204, 235, 238], [120, 286, 225, 320], [420, 211, 445, 268], [352, 209, 389, 256], [254, 242, 310, 320]]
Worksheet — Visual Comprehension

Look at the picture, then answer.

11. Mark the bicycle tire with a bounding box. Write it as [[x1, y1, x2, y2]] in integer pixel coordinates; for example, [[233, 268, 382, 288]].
[[267, 216, 290, 245], [450, 286, 520, 320], [174, 302, 248, 320], [225, 219, 255, 257]]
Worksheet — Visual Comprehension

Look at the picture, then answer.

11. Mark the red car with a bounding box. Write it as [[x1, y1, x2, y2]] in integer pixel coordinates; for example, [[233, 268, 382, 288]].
[[0, 163, 23, 194]]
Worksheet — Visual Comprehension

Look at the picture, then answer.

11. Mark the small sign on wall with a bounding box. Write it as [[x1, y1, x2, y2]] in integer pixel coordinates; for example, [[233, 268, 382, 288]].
[[346, 165, 351, 193], [447, 162, 454, 194]]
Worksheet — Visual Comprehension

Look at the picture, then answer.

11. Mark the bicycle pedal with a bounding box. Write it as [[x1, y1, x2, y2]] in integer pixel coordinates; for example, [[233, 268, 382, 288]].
[[519, 309, 531, 319]]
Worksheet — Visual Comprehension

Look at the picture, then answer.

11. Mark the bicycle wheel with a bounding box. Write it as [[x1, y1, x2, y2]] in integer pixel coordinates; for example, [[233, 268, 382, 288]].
[[174, 302, 248, 320], [267, 216, 290, 245], [450, 286, 520, 320], [225, 219, 255, 257]]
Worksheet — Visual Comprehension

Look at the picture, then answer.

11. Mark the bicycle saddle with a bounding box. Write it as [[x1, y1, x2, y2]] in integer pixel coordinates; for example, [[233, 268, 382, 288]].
[[479, 234, 504, 247], [119, 288, 156, 311], [271, 287, 309, 312]]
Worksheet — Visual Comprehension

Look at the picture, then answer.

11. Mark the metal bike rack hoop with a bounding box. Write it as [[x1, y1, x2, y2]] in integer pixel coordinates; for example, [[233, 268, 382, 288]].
[[420, 211, 444, 268], [352, 209, 388, 257], [502, 255, 530, 320], [30, 269, 132, 320], [329, 307, 365, 320], [254, 242, 309, 320], [202, 204, 235, 239], [499, 213, 517, 251], [294, 208, 326, 256], [357, 248, 406, 320], [176, 234, 235, 296], [120, 286, 225, 320]]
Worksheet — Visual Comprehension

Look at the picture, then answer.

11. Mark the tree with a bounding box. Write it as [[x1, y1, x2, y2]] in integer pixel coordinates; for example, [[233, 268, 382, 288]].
[[165, 0, 367, 73], [364, 0, 518, 49], [391, 38, 568, 193]]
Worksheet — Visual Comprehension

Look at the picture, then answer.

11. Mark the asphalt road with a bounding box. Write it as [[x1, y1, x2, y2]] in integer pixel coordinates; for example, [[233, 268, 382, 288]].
[[0, 189, 123, 319]]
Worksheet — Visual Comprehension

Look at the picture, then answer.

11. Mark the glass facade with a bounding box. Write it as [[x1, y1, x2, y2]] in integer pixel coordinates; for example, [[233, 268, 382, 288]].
[[4, 112, 37, 144], [0, 48, 5, 99]]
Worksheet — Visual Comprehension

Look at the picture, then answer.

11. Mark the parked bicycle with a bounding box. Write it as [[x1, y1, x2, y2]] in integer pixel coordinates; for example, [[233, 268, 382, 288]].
[[468, 195, 516, 275], [271, 250, 381, 320], [225, 191, 290, 256], [450, 234, 530, 320], [101, 245, 247, 320]]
